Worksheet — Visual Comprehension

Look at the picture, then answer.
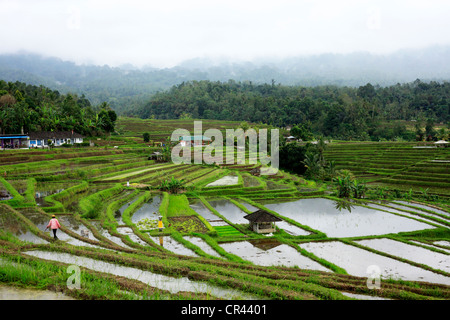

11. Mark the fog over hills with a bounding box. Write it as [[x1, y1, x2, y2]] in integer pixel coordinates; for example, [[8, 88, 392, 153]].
[[1, 45, 449, 114]]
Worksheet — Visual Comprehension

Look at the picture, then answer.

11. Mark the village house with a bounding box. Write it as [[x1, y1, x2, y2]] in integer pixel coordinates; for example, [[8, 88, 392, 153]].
[[28, 131, 84, 148], [0, 133, 29, 149]]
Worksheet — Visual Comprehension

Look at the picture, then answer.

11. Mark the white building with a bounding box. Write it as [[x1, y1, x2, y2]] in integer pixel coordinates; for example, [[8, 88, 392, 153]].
[[28, 131, 84, 148]]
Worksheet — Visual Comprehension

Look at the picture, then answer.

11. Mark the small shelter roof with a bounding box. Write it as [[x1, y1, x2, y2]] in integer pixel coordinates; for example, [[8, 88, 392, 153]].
[[435, 140, 449, 144], [0, 134, 29, 139], [244, 209, 282, 223]]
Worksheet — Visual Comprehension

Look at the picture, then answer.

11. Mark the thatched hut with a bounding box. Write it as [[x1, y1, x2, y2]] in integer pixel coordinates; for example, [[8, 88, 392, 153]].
[[244, 209, 282, 234], [148, 151, 164, 162]]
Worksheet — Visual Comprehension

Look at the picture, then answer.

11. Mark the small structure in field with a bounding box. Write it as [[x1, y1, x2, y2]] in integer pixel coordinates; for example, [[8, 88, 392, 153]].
[[0, 133, 29, 149], [250, 167, 261, 176], [285, 135, 297, 142], [244, 209, 282, 234], [148, 151, 164, 162], [435, 140, 449, 148]]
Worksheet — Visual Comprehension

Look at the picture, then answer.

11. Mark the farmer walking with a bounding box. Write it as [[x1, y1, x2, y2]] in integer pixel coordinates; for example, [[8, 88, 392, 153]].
[[45, 215, 61, 240]]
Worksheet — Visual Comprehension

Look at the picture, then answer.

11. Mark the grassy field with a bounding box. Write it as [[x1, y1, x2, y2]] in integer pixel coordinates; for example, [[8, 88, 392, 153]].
[[0, 118, 449, 302]]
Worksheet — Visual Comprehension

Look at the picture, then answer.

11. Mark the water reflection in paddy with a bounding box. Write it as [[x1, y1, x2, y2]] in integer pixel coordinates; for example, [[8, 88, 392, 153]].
[[116, 226, 150, 247], [131, 195, 162, 223], [238, 200, 310, 236], [23, 250, 256, 299], [149, 235, 198, 257], [263, 198, 435, 237], [355, 238, 450, 273], [16, 211, 100, 248], [219, 239, 330, 271], [392, 201, 450, 217], [90, 221, 135, 250], [207, 199, 247, 224], [0, 284, 75, 300], [365, 202, 448, 228], [183, 236, 222, 258], [189, 200, 228, 226], [34, 187, 65, 207], [114, 194, 140, 225], [299, 241, 450, 285], [0, 212, 47, 244]]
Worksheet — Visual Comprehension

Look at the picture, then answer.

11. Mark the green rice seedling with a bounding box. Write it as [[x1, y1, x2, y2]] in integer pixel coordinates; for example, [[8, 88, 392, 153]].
[[79, 183, 124, 219]]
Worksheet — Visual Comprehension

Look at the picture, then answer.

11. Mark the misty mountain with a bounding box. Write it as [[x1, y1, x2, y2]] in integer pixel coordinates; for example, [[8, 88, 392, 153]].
[[1, 45, 449, 114]]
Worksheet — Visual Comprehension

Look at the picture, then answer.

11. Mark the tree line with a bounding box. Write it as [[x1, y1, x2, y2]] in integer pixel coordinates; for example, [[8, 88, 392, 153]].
[[0, 80, 117, 136], [133, 79, 449, 141]]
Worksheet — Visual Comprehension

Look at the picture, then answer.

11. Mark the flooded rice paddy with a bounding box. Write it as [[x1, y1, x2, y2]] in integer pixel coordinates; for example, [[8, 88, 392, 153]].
[[3, 192, 449, 296], [90, 221, 135, 250], [362, 202, 448, 227], [34, 183, 66, 207], [131, 195, 162, 224], [149, 235, 198, 257], [205, 175, 238, 187], [299, 241, 450, 285], [207, 199, 248, 224], [262, 198, 435, 237], [0, 284, 75, 300], [392, 201, 450, 217], [355, 238, 450, 273], [219, 239, 330, 271], [23, 250, 256, 300], [183, 236, 222, 258], [189, 200, 228, 226], [237, 200, 310, 236]]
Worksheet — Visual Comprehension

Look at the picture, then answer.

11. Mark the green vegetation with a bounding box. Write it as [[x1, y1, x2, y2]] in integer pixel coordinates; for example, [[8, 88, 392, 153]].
[[0, 115, 449, 301], [136, 79, 449, 141], [79, 183, 124, 219], [0, 80, 117, 136], [158, 177, 186, 194]]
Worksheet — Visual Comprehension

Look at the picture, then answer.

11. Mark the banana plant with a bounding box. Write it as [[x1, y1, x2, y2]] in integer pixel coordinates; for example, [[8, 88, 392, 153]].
[[352, 180, 367, 199], [333, 176, 352, 198]]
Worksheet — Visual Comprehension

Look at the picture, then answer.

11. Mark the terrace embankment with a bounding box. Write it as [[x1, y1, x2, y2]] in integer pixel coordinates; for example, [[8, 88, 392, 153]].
[[0, 139, 449, 301]]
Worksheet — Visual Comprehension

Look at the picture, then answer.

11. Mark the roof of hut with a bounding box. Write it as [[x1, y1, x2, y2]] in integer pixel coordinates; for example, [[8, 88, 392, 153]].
[[244, 209, 282, 223]]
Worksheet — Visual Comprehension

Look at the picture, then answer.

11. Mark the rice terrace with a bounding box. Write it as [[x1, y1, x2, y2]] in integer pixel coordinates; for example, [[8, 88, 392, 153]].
[[0, 115, 449, 306]]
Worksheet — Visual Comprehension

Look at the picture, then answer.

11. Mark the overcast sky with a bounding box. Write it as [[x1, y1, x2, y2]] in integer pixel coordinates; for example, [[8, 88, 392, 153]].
[[1, 0, 450, 68]]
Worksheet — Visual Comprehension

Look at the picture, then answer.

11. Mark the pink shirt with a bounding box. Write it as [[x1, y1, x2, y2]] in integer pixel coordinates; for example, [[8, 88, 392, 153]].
[[47, 218, 61, 230]]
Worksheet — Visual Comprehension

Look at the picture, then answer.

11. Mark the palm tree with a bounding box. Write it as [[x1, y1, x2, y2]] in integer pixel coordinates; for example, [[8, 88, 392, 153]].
[[326, 160, 337, 179], [301, 152, 320, 178], [316, 136, 327, 166], [0, 108, 7, 134]]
